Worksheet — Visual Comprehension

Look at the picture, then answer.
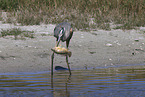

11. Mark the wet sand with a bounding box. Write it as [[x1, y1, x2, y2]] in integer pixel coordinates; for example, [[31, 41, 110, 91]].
[[0, 22, 145, 73]]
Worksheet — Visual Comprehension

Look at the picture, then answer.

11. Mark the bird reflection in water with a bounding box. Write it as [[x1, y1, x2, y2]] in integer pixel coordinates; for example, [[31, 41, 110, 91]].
[[51, 72, 71, 97]]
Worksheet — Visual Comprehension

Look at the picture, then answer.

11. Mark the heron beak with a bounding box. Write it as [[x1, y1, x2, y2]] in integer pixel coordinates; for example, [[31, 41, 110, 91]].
[[56, 28, 64, 47], [56, 36, 61, 47]]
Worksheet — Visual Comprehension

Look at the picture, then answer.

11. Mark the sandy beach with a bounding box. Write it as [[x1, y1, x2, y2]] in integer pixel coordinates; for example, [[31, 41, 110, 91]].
[[0, 22, 145, 73]]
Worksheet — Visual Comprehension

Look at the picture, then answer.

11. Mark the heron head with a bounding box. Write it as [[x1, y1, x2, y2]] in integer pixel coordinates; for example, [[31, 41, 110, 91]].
[[59, 27, 65, 38]]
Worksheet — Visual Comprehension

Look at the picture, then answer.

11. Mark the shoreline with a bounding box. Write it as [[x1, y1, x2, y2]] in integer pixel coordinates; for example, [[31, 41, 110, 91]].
[[0, 63, 145, 74], [0, 23, 145, 73]]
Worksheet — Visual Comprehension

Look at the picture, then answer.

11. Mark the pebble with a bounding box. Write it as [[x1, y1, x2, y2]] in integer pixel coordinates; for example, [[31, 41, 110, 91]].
[[111, 63, 114, 66], [134, 39, 139, 42], [106, 43, 113, 47], [132, 52, 135, 55], [81, 36, 84, 38], [117, 43, 121, 46]]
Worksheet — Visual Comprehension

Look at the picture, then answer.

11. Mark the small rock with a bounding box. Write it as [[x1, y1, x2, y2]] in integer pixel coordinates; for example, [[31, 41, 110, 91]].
[[106, 43, 113, 47], [89, 52, 96, 54], [117, 43, 121, 46], [111, 63, 114, 66], [81, 36, 84, 38], [132, 52, 135, 55], [134, 39, 139, 42]]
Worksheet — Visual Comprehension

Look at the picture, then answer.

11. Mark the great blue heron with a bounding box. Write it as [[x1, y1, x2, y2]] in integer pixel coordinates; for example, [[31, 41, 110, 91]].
[[51, 22, 73, 75]]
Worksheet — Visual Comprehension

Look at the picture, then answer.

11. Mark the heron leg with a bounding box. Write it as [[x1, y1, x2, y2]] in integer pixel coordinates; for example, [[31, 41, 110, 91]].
[[66, 55, 71, 75], [51, 52, 54, 75]]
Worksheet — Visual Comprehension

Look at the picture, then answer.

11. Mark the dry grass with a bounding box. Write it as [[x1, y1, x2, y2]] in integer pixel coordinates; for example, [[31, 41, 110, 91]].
[[0, 0, 144, 30], [0, 28, 34, 40]]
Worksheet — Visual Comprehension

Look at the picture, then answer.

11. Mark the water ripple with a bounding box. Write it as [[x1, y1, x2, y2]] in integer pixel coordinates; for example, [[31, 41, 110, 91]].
[[0, 67, 145, 96]]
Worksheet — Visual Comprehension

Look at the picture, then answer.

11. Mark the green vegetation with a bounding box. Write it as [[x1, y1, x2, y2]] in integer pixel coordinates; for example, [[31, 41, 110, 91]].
[[0, 28, 34, 40], [0, 0, 144, 30]]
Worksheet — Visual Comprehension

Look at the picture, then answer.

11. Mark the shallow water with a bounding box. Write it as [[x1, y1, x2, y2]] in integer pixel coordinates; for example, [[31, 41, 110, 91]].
[[0, 67, 145, 97]]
